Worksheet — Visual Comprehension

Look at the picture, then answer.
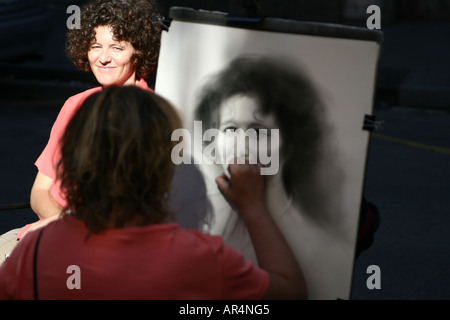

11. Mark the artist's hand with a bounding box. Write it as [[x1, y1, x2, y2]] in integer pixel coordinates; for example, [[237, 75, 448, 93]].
[[217, 158, 307, 300], [215, 159, 266, 214]]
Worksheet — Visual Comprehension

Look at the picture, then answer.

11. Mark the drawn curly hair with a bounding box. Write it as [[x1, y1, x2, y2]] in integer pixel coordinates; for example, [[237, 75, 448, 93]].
[[195, 56, 332, 219], [66, 0, 162, 79]]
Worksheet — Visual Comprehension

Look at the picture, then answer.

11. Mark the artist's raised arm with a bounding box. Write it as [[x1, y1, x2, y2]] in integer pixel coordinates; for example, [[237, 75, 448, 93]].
[[215, 161, 307, 300]]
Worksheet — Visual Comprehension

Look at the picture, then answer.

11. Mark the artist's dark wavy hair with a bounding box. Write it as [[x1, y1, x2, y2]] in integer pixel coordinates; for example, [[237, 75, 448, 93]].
[[66, 0, 162, 79], [58, 86, 182, 233], [195, 56, 329, 212]]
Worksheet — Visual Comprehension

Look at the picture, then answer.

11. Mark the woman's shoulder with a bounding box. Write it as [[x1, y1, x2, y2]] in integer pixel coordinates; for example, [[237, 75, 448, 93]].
[[144, 223, 224, 250], [172, 226, 232, 258], [64, 86, 102, 106], [56, 86, 103, 120]]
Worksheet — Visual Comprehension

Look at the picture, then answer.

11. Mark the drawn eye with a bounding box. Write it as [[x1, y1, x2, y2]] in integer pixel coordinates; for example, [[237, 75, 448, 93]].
[[224, 126, 238, 133], [258, 129, 271, 137], [250, 127, 269, 137]]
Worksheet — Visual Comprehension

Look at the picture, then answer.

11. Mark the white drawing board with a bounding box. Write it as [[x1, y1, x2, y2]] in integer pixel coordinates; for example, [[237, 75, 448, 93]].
[[156, 7, 382, 300]]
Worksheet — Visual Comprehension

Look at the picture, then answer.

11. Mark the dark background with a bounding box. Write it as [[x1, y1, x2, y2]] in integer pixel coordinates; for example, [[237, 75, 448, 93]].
[[1, 0, 449, 300]]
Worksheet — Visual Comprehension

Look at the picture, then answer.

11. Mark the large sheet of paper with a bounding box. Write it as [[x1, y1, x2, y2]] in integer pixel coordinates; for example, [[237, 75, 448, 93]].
[[156, 8, 381, 300]]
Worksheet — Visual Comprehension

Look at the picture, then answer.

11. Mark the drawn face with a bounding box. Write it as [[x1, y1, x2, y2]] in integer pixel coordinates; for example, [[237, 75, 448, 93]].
[[217, 94, 281, 176], [88, 25, 137, 86]]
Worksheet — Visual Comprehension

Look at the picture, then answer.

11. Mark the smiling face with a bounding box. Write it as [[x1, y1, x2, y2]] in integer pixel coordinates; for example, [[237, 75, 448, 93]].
[[88, 25, 137, 86]]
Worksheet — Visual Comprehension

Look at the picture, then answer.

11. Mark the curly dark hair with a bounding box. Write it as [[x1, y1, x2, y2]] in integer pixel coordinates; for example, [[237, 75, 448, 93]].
[[195, 56, 330, 217], [58, 86, 182, 233], [66, 0, 162, 80]]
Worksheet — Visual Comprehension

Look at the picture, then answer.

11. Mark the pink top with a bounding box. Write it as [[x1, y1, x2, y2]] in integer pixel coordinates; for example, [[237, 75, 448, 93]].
[[0, 216, 269, 299]]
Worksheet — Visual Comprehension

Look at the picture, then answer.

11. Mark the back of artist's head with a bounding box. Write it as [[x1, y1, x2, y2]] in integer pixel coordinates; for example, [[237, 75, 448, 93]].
[[58, 86, 182, 233]]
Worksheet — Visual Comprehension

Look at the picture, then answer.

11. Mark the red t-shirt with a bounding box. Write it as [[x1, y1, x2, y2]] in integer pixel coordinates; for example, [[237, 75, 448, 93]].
[[35, 79, 150, 207], [0, 216, 269, 300]]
